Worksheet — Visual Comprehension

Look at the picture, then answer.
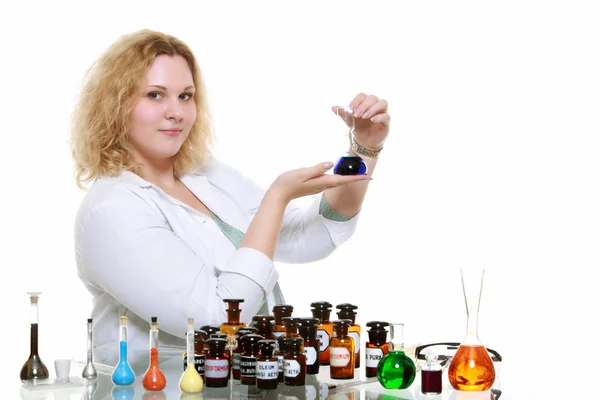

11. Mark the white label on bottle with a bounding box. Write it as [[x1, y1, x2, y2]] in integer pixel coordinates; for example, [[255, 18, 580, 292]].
[[256, 361, 278, 380], [349, 332, 360, 354], [273, 331, 285, 338], [233, 352, 241, 370], [304, 346, 317, 366], [329, 347, 351, 367], [317, 329, 330, 352], [284, 359, 301, 378], [365, 348, 384, 368], [205, 359, 229, 378], [276, 354, 284, 373]]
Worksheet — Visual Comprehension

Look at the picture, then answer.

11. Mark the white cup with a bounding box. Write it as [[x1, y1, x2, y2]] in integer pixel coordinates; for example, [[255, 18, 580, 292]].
[[54, 359, 71, 381]]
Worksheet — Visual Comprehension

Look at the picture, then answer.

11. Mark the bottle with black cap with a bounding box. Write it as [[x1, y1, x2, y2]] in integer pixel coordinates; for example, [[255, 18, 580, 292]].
[[336, 303, 360, 368], [365, 321, 389, 378], [310, 301, 333, 366]]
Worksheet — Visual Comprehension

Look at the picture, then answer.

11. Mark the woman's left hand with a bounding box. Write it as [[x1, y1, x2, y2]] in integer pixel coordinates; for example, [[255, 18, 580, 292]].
[[333, 93, 390, 150]]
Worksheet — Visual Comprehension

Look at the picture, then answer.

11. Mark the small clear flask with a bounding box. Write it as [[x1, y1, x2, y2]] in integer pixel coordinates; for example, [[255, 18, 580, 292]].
[[82, 318, 97, 380], [112, 316, 135, 386], [447, 269, 496, 391], [421, 354, 443, 395], [376, 322, 416, 389], [142, 317, 167, 390], [20, 292, 49, 381]]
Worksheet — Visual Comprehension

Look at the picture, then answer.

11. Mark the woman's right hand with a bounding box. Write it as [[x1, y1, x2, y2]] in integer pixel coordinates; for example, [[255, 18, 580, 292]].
[[268, 162, 372, 204]]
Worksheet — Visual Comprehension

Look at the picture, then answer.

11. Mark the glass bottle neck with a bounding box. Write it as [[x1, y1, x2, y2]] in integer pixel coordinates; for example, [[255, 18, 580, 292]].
[[461, 269, 484, 344], [150, 327, 159, 349], [186, 330, 195, 365], [86, 322, 94, 362], [30, 302, 39, 325], [119, 324, 128, 342]]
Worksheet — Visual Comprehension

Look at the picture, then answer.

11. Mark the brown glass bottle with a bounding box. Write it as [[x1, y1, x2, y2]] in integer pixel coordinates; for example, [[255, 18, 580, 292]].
[[205, 338, 229, 388], [330, 320, 355, 379], [281, 317, 303, 345], [273, 335, 287, 383], [283, 337, 306, 386], [310, 301, 334, 366], [182, 329, 208, 378], [20, 292, 49, 381], [231, 327, 259, 380], [272, 304, 294, 338], [256, 339, 279, 390], [200, 325, 221, 352], [221, 299, 246, 348], [299, 317, 320, 375], [365, 321, 389, 378], [240, 334, 263, 385], [252, 315, 275, 339], [336, 303, 360, 369], [209, 333, 231, 378]]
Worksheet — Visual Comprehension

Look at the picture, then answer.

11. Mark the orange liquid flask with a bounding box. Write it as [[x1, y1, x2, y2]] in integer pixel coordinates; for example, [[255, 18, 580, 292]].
[[142, 317, 166, 391], [448, 269, 496, 391]]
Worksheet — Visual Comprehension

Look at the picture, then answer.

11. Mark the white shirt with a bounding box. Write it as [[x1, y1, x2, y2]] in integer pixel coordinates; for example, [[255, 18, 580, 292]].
[[74, 157, 359, 371]]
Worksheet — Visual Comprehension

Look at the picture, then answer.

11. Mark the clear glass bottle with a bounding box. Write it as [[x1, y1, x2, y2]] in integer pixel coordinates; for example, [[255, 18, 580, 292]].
[[376, 322, 416, 389], [20, 292, 49, 381], [310, 301, 333, 366], [365, 321, 389, 378], [112, 316, 135, 386], [329, 319, 355, 379], [421, 354, 443, 395], [256, 340, 279, 390], [336, 303, 360, 369], [142, 317, 166, 391], [272, 304, 294, 338], [183, 330, 208, 379], [448, 269, 496, 391]]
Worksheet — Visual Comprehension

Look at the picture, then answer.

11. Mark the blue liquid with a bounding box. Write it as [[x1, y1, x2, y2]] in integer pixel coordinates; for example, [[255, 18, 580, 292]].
[[112, 341, 135, 386]]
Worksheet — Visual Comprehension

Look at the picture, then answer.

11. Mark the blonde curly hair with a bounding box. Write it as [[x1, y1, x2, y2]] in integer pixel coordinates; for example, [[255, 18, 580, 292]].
[[71, 29, 213, 188]]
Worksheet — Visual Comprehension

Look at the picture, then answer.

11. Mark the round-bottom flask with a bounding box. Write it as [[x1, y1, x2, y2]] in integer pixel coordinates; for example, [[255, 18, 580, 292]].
[[376, 323, 416, 390]]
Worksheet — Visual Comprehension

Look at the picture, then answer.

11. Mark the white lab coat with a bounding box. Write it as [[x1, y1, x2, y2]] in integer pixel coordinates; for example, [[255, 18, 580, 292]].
[[74, 157, 359, 370]]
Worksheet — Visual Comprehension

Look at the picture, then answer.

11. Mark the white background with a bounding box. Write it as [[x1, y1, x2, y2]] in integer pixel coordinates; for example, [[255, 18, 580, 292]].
[[1, 1, 599, 399]]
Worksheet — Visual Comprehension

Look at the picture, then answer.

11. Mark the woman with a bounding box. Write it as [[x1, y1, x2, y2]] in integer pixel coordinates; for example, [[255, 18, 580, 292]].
[[71, 29, 390, 370]]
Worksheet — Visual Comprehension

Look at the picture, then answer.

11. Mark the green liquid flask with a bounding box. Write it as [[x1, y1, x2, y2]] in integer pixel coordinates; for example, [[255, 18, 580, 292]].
[[376, 322, 416, 390]]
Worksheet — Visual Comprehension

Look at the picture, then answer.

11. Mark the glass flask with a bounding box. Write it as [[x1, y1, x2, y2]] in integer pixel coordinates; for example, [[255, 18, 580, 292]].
[[448, 269, 495, 391], [332, 106, 367, 175], [112, 316, 135, 386], [142, 317, 167, 390], [20, 292, 49, 380], [180, 318, 204, 393], [376, 322, 416, 389], [82, 318, 97, 380]]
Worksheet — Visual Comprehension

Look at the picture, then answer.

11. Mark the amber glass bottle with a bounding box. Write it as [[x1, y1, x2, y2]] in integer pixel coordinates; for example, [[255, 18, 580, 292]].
[[221, 299, 246, 351], [272, 304, 294, 338], [205, 338, 229, 388], [200, 326, 221, 352], [252, 315, 275, 339], [231, 328, 258, 380], [256, 340, 279, 390], [310, 301, 334, 366], [240, 334, 263, 385], [281, 317, 302, 345], [299, 318, 320, 375], [274, 335, 287, 383], [330, 320, 355, 379], [336, 304, 360, 369], [365, 321, 389, 378], [283, 337, 306, 386]]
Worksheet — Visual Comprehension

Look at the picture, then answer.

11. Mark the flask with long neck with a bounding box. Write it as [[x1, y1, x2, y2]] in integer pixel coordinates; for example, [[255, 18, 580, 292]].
[[111, 316, 135, 385], [20, 292, 49, 380], [142, 317, 166, 390], [179, 318, 204, 393], [82, 318, 97, 380]]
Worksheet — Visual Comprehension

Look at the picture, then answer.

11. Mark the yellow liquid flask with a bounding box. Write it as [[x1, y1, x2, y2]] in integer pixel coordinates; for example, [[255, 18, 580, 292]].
[[448, 269, 496, 391], [180, 318, 204, 393]]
